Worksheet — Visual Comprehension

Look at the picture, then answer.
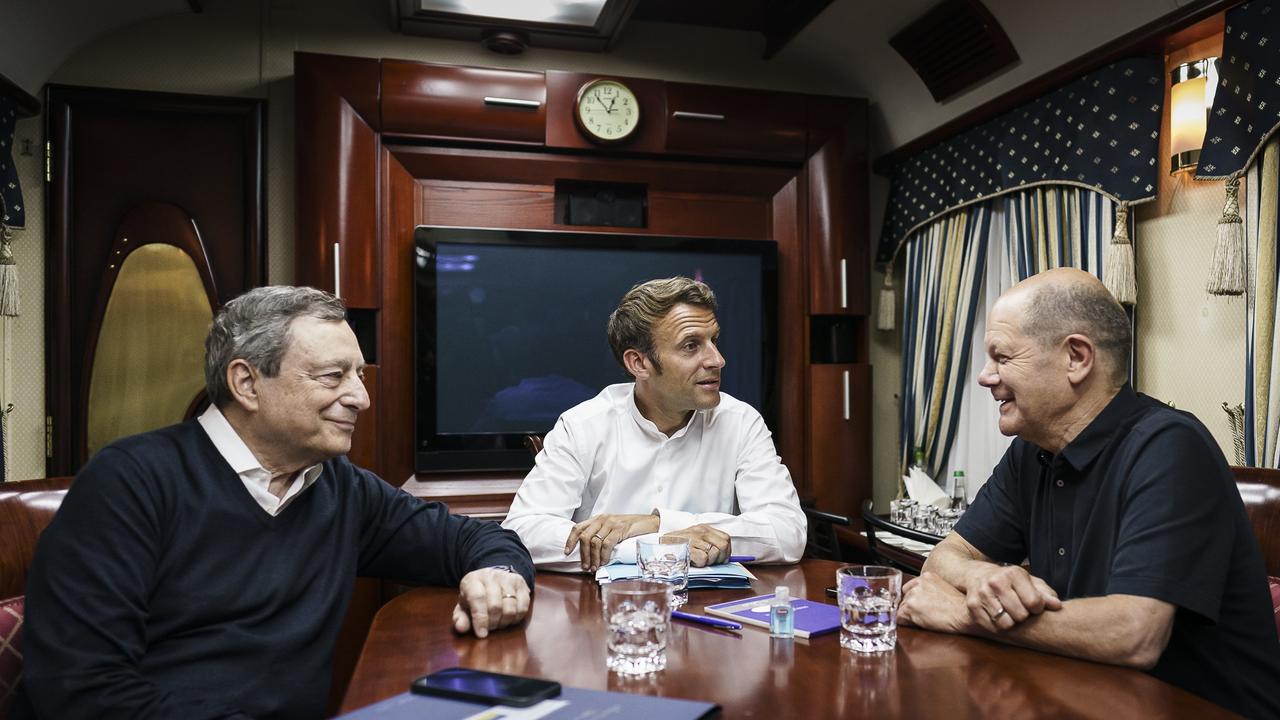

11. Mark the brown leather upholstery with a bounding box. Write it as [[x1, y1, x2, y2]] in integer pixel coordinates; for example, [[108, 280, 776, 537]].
[[1232, 465, 1280, 577], [0, 478, 72, 601]]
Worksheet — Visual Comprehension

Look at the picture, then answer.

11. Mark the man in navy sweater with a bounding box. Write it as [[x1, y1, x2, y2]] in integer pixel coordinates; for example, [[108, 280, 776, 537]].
[[15, 286, 535, 720]]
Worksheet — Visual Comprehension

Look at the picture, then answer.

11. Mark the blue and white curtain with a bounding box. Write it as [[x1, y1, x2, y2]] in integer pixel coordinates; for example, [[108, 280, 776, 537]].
[[898, 188, 1124, 493], [1243, 137, 1280, 467], [899, 208, 990, 477]]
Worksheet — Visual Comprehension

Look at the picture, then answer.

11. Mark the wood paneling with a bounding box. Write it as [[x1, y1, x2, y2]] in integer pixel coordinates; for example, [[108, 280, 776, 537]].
[[665, 82, 807, 162], [382, 61, 546, 145], [544, 70, 667, 153], [378, 150, 419, 487], [296, 52, 871, 555], [771, 176, 806, 491], [806, 99, 869, 316], [389, 144, 795, 196], [294, 52, 381, 308], [807, 363, 871, 521]]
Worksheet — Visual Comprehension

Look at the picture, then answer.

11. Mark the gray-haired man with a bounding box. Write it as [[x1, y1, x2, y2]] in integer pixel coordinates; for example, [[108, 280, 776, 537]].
[[17, 286, 534, 720]]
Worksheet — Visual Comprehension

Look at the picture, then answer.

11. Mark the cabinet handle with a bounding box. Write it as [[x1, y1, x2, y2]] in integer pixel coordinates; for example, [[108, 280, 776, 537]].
[[842, 370, 850, 421], [333, 241, 341, 298], [484, 96, 542, 109], [840, 258, 847, 309], [672, 111, 726, 121]]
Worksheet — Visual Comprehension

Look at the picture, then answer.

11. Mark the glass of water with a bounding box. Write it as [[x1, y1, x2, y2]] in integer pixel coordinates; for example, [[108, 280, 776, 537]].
[[602, 579, 671, 675], [836, 565, 903, 654], [637, 536, 690, 608]]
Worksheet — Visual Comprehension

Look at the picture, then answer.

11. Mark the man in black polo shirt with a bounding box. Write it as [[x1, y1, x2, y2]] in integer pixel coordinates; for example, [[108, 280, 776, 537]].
[[898, 268, 1280, 718]]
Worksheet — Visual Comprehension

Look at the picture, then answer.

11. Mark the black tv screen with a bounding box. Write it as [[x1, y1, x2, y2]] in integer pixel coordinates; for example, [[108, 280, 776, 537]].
[[414, 226, 778, 472]]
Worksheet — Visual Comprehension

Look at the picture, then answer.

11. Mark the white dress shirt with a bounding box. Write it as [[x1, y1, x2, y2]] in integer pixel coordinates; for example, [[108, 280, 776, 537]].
[[197, 405, 323, 516], [502, 383, 807, 571]]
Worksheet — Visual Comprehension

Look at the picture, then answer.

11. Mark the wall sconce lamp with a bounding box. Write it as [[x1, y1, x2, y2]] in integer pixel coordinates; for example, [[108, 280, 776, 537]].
[[1169, 57, 1218, 174]]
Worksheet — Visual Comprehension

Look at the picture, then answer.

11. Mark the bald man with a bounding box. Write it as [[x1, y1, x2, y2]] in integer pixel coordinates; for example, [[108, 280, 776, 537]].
[[898, 268, 1280, 718]]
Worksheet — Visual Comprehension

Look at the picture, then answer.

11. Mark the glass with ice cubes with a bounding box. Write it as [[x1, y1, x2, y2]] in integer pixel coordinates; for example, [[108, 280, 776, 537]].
[[602, 579, 672, 675]]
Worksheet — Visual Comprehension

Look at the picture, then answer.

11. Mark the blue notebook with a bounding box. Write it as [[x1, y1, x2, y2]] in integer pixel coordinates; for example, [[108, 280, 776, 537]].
[[703, 593, 842, 639], [338, 687, 719, 719]]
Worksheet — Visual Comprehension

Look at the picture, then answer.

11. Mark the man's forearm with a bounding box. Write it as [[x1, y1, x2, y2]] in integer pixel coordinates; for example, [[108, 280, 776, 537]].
[[920, 538, 989, 591], [975, 594, 1174, 670]]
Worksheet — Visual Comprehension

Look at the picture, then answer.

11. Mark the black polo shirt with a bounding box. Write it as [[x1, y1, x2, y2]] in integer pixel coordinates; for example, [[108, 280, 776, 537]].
[[955, 384, 1280, 719]]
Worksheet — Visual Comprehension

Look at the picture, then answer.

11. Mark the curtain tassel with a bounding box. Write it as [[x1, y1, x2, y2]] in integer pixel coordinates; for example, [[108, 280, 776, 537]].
[[1206, 176, 1245, 296], [0, 224, 19, 317], [876, 271, 895, 331], [1104, 203, 1136, 305]]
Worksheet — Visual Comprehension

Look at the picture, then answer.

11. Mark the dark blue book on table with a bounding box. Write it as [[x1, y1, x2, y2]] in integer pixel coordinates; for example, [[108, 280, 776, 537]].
[[337, 687, 719, 719], [703, 593, 842, 639]]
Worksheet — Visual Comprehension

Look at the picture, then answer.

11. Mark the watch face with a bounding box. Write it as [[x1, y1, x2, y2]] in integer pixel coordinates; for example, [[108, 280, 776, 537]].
[[575, 79, 640, 143]]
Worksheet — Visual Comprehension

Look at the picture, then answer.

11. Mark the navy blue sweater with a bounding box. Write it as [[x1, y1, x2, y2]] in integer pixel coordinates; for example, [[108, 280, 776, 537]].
[[15, 420, 533, 720]]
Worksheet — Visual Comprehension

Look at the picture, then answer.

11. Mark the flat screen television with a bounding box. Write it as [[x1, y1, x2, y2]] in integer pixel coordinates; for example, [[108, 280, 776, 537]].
[[414, 226, 778, 472]]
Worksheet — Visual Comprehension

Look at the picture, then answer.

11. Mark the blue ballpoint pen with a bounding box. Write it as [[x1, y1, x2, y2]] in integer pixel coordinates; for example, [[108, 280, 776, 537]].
[[728, 555, 755, 563], [671, 610, 742, 630]]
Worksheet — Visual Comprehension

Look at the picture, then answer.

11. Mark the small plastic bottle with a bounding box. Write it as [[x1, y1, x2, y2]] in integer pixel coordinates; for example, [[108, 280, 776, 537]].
[[769, 586, 794, 638]]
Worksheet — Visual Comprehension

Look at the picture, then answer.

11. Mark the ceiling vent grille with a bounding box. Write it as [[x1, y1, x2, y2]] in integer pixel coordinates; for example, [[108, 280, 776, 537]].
[[889, 0, 1018, 102]]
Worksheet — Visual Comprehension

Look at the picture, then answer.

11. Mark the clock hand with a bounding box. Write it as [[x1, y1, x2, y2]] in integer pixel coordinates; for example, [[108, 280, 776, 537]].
[[596, 96, 610, 112]]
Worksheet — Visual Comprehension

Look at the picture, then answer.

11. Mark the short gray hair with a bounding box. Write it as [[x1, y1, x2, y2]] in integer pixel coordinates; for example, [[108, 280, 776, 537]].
[[1022, 281, 1132, 387], [204, 286, 348, 407]]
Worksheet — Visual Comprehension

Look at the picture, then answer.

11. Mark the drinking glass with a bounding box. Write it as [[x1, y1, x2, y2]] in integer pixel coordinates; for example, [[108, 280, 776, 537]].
[[837, 565, 903, 653], [895, 499, 917, 528], [602, 579, 671, 675], [637, 536, 690, 608]]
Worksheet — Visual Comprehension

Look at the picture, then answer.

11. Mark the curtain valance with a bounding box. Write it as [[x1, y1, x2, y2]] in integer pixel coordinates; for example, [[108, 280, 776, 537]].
[[877, 57, 1164, 264], [0, 95, 23, 229], [1196, 1, 1280, 180]]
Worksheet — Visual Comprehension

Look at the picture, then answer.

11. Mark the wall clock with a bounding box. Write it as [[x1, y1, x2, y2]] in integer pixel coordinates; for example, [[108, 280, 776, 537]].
[[574, 79, 640, 144]]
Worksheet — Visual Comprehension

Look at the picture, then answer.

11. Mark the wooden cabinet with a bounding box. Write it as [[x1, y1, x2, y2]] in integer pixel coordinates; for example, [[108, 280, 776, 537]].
[[805, 99, 869, 316], [806, 363, 871, 521], [665, 82, 807, 162], [381, 61, 546, 145]]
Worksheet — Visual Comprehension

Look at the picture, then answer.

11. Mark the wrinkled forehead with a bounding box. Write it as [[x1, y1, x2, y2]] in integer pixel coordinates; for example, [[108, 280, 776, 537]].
[[284, 316, 364, 362], [655, 303, 719, 340]]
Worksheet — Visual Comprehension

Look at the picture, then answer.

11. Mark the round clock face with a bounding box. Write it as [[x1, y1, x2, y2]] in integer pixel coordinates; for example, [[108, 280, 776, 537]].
[[575, 79, 640, 143]]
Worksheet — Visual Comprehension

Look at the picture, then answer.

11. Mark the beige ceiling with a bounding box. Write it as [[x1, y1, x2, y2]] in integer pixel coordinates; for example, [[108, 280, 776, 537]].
[[0, 0, 1199, 156]]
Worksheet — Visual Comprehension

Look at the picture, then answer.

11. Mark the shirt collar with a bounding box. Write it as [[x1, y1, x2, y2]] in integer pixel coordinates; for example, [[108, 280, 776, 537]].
[[1056, 383, 1142, 472], [197, 405, 324, 484], [626, 384, 698, 440]]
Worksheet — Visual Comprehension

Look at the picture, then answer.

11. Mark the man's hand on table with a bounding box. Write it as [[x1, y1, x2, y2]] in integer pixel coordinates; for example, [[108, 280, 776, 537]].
[[452, 567, 531, 638], [898, 571, 974, 633], [565, 513, 660, 571], [660, 524, 731, 567], [959, 563, 1061, 632]]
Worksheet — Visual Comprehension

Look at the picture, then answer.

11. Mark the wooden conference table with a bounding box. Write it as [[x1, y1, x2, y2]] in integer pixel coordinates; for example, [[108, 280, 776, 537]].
[[339, 559, 1233, 718]]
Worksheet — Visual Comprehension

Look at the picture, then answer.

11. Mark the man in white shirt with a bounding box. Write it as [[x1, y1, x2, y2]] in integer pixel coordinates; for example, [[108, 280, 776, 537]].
[[502, 276, 807, 572]]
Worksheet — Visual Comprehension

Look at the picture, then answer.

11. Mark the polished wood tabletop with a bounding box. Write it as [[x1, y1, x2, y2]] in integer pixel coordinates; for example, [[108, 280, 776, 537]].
[[338, 560, 1234, 718]]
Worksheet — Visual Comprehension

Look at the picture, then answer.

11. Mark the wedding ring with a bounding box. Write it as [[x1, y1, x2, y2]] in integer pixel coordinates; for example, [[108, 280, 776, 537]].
[[593, 534, 605, 540], [990, 606, 1007, 621], [502, 593, 518, 600]]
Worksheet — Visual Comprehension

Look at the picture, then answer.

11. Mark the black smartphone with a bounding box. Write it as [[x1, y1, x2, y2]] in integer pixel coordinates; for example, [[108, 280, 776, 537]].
[[410, 667, 561, 708]]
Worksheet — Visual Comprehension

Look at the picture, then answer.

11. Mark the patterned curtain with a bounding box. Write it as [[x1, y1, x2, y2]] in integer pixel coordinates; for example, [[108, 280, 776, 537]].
[[902, 187, 1123, 490], [1243, 137, 1280, 467], [899, 207, 991, 476]]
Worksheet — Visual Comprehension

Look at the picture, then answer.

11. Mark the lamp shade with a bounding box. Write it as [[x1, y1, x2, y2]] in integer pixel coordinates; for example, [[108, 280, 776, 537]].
[[1170, 58, 1217, 173]]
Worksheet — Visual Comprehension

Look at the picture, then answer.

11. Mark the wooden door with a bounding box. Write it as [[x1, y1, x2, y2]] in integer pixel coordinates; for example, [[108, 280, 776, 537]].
[[44, 85, 265, 475]]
